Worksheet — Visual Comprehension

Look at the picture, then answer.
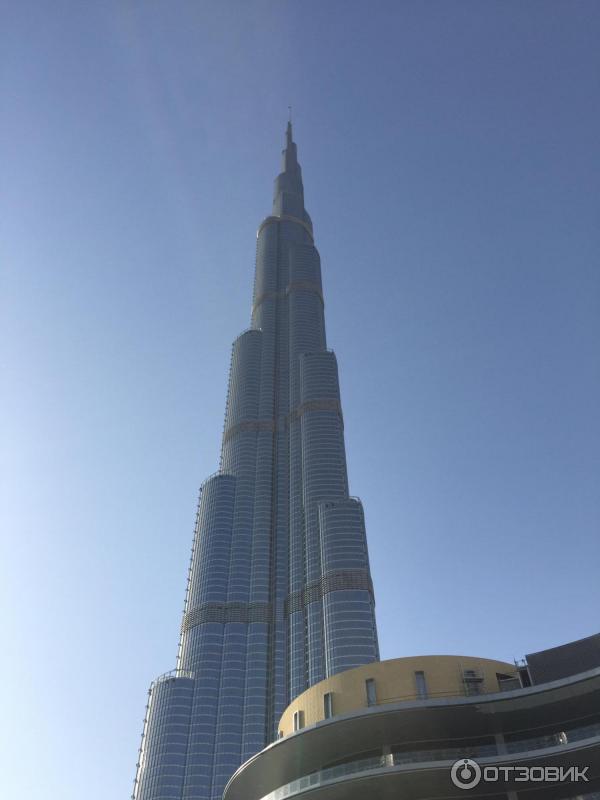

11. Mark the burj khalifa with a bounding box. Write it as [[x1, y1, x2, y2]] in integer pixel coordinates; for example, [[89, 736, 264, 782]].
[[132, 123, 380, 800]]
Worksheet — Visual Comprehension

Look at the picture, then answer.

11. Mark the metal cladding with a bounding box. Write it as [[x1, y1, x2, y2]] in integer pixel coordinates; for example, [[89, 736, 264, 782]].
[[132, 124, 380, 800]]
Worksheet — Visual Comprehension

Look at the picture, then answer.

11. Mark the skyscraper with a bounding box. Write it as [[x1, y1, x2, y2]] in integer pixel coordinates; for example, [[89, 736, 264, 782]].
[[132, 123, 380, 800]]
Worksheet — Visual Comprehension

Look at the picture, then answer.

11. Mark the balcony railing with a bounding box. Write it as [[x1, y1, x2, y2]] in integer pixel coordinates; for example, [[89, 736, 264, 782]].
[[257, 719, 600, 800]]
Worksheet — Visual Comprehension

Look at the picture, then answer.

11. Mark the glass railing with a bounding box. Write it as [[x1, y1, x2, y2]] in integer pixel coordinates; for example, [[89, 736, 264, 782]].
[[374, 684, 517, 704], [505, 720, 600, 754], [393, 742, 497, 764]]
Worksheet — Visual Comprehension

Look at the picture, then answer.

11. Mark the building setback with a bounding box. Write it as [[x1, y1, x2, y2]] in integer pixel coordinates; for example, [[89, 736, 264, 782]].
[[132, 124, 380, 800]]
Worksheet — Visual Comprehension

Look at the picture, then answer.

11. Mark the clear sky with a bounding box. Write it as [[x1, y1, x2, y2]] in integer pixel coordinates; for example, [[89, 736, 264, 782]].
[[1, 2, 599, 798]]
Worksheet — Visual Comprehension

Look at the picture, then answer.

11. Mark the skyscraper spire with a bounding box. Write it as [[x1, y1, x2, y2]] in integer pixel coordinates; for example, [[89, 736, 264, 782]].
[[132, 125, 379, 800], [281, 117, 300, 178]]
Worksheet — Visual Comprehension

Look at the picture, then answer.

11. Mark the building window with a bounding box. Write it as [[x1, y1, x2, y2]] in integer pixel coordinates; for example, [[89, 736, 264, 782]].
[[415, 670, 428, 699], [463, 668, 484, 695], [293, 710, 304, 731], [323, 692, 333, 719], [365, 678, 377, 706]]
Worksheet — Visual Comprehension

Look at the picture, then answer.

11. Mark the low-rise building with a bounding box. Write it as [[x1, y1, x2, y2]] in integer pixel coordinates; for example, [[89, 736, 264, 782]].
[[224, 634, 600, 800]]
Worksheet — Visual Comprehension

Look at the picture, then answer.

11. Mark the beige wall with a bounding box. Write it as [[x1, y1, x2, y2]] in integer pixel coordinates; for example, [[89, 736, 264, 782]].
[[279, 655, 517, 736]]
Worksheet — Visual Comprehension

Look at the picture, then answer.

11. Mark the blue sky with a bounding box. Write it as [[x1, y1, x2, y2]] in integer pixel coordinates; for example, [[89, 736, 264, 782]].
[[1, 2, 599, 798]]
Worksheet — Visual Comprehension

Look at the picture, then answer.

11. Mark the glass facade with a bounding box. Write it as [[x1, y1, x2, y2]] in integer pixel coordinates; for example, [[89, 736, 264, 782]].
[[132, 124, 379, 800]]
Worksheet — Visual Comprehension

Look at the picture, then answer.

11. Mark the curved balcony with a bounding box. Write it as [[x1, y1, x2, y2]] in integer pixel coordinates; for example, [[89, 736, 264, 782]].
[[254, 720, 600, 800], [224, 667, 600, 800]]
